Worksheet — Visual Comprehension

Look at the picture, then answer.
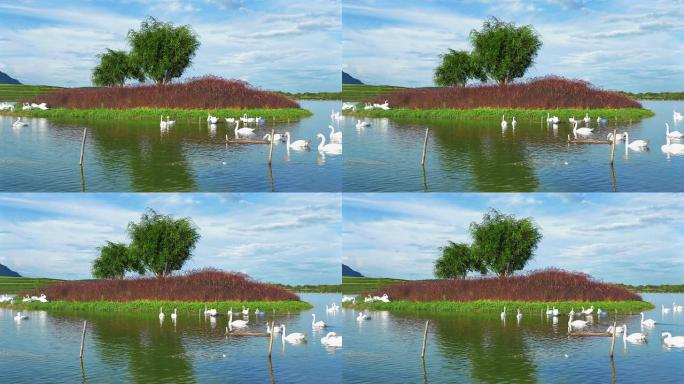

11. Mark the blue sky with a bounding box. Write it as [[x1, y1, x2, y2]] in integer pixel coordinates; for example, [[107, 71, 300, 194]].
[[343, 0, 684, 92], [0, 193, 341, 284], [0, 0, 340, 92], [343, 193, 684, 285]]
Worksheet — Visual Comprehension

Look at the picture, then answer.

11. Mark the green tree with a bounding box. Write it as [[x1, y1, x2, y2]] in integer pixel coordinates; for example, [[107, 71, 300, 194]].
[[127, 17, 200, 84], [469, 209, 542, 277], [469, 17, 542, 85], [127, 208, 200, 277], [434, 49, 484, 87], [92, 241, 143, 279], [92, 49, 144, 87], [434, 241, 483, 279]]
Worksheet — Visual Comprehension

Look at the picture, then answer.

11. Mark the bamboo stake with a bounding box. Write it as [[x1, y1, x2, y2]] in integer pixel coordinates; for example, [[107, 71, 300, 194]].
[[268, 321, 275, 358], [79, 320, 87, 359], [610, 129, 617, 165], [79, 128, 87, 166], [268, 129, 275, 165], [421, 128, 429, 166], [610, 321, 617, 359], [421, 320, 429, 360]]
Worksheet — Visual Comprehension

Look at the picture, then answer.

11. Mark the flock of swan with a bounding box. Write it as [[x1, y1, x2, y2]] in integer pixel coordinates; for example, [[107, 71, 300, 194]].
[[341, 100, 390, 113], [497, 302, 684, 348]]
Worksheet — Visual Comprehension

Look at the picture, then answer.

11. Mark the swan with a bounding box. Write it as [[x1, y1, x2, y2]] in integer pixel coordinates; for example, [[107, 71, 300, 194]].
[[569, 116, 577, 124], [159, 307, 165, 320], [228, 312, 248, 329], [171, 308, 177, 320], [511, 117, 517, 129], [357, 312, 371, 321], [573, 121, 593, 135], [316, 133, 342, 154], [341, 296, 355, 303], [281, 325, 306, 343], [501, 306, 506, 320], [545, 305, 553, 316], [225, 117, 236, 124], [12, 117, 28, 128], [501, 115, 508, 129], [666, 123, 683, 139], [568, 315, 588, 329], [673, 302, 684, 312], [623, 324, 647, 343], [546, 112, 559, 124], [661, 332, 684, 348], [22, 102, 31, 110], [204, 305, 218, 317], [516, 309, 523, 321], [355, 120, 370, 128], [267, 323, 283, 334], [379, 294, 390, 303], [166, 116, 175, 127], [285, 132, 309, 150], [331, 109, 341, 120], [321, 331, 342, 347], [329, 125, 342, 143], [606, 324, 625, 334], [241, 114, 256, 123], [242, 306, 250, 315], [624, 132, 649, 150], [597, 308, 607, 317], [641, 312, 656, 327], [662, 304, 671, 314], [607, 132, 625, 141], [326, 304, 338, 313], [552, 307, 559, 317], [312, 314, 327, 328], [569, 308, 576, 317], [661, 136, 684, 155], [582, 306, 594, 315], [674, 110, 684, 121], [207, 114, 219, 124], [234, 121, 254, 136], [255, 308, 264, 316], [583, 113, 591, 123], [263, 133, 283, 142], [14, 312, 28, 321]]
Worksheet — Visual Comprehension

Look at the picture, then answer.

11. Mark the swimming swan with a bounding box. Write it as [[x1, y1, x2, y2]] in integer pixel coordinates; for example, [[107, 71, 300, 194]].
[[207, 114, 219, 124], [666, 123, 683, 139], [661, 136, 684, 155], [281, 325, 306, 343], [14, 312, 28, 321], [159, 307, 165, 320], [606, 324, 625, 334], [573, 121, 593, 135], [234, 121, 255, 136], [228, 312, 248, 329], [311, 314, 327, 328], [316, 133, 342, 154], [171, 308, 177, 320], [661, 332, 684, 348], [285, 132, 310, 150], [624, 132, 649, 150], [640, 312, 656, 327], [329, 125, 342, 143], [501, 306, 506, 320], [321, 332, 342, 347], [623, 324, 647, 343]]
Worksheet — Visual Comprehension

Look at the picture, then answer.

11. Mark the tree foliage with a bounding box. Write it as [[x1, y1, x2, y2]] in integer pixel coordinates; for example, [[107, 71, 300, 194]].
[[92, 241, 142, 279], [434, 49, 484, 87], [92, 49, 144, 87], [469, 17, 542, 85], [127, 208, 201, 277], [434, 241, 483, 278], [127, 17, 200, 84], [469, 209, 542, 277]]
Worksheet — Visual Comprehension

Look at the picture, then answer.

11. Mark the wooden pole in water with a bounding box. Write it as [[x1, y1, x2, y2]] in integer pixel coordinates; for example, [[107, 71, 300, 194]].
[[79, 320, 87, 359], [610, 129, 617, 165], [268, 129, 275, 166], [421, 320, 429, 360], [609, 321, 617, 359], [421, 128, 429, 166], [79, 128, 87, 166], [268, 321, 275, 358]]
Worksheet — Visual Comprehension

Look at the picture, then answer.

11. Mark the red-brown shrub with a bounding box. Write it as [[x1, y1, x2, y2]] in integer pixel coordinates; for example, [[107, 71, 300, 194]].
[[27, 76, 300, 109], [28, 269, 300, 302], [371, 77, 642, 110], [368, 269, 641, 302]]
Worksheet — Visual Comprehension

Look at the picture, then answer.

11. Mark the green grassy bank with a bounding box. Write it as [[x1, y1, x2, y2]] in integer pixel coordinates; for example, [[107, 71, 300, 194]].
[[621, 284, 684, 293], [0, 277, 62, 294], [1, 299, 312, 313], [280, 284, 342, 293], [345, 107, 654, 121], [342, 276, 405, 294], [342, 84, 404, 101], [346, 299, 654, 315], [1, 107, 312, 121], [0, 84, 62, 102], [280, 91, 341, 100]]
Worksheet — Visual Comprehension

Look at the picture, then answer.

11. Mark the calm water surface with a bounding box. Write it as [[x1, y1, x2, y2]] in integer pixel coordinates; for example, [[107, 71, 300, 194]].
[[343, 101, 684, 191], [343, 293, 684, 383], [0, 293, 342, 383], [0, 101, 341, 192]]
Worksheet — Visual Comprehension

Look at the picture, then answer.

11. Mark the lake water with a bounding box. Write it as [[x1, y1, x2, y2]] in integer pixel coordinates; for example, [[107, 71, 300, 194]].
[[343, 101, 684, 192], [0, 293, 342, 383], [0, 101, 341, 192], [343, 293, 684, 383]]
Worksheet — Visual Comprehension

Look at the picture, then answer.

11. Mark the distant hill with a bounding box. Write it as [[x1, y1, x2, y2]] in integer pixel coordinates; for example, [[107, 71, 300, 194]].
[[342, 71, 363, 85], [342, 264, 364, 277], [0, 264, 21, 277], [0, 71, 21, 85]]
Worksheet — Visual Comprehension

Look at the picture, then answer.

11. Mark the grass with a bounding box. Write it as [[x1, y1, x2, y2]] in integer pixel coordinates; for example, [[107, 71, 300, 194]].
[[620, 284, 684, 293], [278, 284, 342, 293], [279, 91, 341, 100], [346, 107, 654, 121], [0, 84, 62, 101], [342, 84, 404, 101], [346, 299, 653, 315], [620, 91, 684, 101], [1, 299, 311, 313], [342, 276, 405, 294], [0, 277, 62, 294], [3, 106, 311, 122]]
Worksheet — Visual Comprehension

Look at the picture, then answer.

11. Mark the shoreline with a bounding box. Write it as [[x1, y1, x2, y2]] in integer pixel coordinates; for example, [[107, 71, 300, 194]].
[[1, 299, 312, 313], [344, 299, 654, 314], [0, 107, 312, 122], [344, 107, 654, 121]]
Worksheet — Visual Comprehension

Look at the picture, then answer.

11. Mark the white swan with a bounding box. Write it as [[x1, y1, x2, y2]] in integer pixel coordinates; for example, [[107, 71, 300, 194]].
[[573, 121, 593, 135], [267, 323, 283, 334], [662, 332, 684, 348], [582, 306, 594, 315], [569, 308, 576, 317], [511, 117, 517, 129], [207, 114, 219, 124], [159, 307, 165, 320], [171, 308, 177, 320], [204, 305, 218, 317], [606, 324, 625, 334], [661, 136, 684, 155], [357, 312, 371, 321], [501, 115, 508, 129], [545, 305, 553, 316], [546, 112, 559, 124], [623, 324, 647, 343], [641, 312, 656, 327], [624, 132, 648, 150], [12, 117, 28, 128], [569, 116, 577, 124], [516, 309, 523, 321], [673, 302, 684, 312], [281, 325, 306, 343], [662, 304, 671, 314], [14, 312, 28, 321], [674, 110, 684, 121], [166, 116, 175, 127], [225, 117, 236, 124], [355, 120, 370, 128], [666, 123, 683, 139], [242, 306, 250, 315], [500, 306, 506, 320], [312, 314, 327, 328], [321, 331, 342, 347], [552, 307, 559, 317], [607, 132, 625, 141], [583, 113, 591, 123], [568, 315, 588, 329], [285, 132, 309, 150], [329, 125, 342, 143], [316, 133, 342, 154], [263, 133, 283, 142], [228, 312, 248, 329], [234, 121, 254, 136]]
